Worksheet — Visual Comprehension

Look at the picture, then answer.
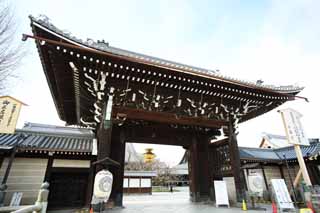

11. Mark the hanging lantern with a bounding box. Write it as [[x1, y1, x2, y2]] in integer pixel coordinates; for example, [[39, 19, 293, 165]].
[[143, 148, 155, 163]]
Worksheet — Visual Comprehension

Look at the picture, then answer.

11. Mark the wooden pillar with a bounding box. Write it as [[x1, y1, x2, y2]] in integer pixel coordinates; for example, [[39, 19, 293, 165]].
[[207, 148, 216, 201], [279, 165, 285, 179], [188, 139, 197, 201], [96, 126, 113, 172], [85, 159, 95, 207], [43, 155, 54, 182], [188, 133, 211, 202], [306, 163, 319, 185], [228, 117, 245, 202], [108, 126, 126, 207], [243, 169, 248, 191], [93, 104, 114, 210], [1, 146, 17, 185], [260, 164, 269, 190]]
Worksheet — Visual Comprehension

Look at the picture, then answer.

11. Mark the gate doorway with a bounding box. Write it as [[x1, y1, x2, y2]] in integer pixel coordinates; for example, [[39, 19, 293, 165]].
[[123, 143, 188, 205], [48, 168, 89, 209]]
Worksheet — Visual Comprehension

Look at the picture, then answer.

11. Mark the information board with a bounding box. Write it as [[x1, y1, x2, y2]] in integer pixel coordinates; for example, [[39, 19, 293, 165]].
[[9, 192, 23, 206], [279, 108, 309, 146], [0, 96, 25, 134], [214, 180, 230, 207], [271, 179, 295, 210]]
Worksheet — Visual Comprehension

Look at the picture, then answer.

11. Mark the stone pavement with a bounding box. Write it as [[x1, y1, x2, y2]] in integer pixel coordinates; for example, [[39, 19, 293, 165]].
[[109, 188, 272, 213]]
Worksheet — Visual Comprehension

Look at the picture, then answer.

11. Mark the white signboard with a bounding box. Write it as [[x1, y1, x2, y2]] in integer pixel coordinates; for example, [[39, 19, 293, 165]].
[[279, 108, 309, 146], [0, 96, 25, 134], [9, 192, 23, 206], [271, 179, 294, 210], [92, 170, 113, 203], [214, 180, 230, 207]]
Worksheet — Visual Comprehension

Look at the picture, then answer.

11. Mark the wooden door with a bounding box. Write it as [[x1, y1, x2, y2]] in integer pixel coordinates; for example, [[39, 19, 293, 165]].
[[48, 170, 88, 209]]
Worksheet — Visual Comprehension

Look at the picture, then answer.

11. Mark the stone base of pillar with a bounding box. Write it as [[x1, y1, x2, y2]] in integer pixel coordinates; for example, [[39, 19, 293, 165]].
[[190, 192, 211, 202]]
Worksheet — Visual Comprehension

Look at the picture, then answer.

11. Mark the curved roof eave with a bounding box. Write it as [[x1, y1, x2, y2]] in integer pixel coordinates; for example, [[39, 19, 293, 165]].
[[29, 15, 304, 95]]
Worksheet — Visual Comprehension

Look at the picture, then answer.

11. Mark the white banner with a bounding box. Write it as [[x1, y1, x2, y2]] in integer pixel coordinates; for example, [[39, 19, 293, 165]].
[[279, 108, 309, 146]]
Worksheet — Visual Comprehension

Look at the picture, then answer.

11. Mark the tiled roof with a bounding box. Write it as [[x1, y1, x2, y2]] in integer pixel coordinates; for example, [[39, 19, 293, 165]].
[[0, 125, 94, 154], [0, 123, 141, 161], [29, 15, 303, 93], [239, 147, 280, 162], [240, 140, 320, 162], [275, 141, 320, 160]]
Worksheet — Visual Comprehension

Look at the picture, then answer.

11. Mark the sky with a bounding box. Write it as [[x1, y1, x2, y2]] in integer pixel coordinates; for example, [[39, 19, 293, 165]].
[[6, 0, 320, 166]]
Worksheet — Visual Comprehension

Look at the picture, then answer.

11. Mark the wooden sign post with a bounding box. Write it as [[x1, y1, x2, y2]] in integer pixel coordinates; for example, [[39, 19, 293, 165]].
[[279, 108, 312, 186]]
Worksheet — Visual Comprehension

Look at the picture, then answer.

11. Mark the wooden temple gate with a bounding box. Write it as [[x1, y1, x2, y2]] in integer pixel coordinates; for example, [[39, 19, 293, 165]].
[[25, 15, 303, 207]]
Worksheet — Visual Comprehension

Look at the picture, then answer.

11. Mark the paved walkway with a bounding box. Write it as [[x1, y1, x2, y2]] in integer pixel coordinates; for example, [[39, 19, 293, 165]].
[[109, 189, 272, 213]]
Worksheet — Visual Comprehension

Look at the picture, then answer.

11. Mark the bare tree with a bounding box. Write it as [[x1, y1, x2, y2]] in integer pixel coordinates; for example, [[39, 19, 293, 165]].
[[0, 0, 23, 94], [125, 158, 167, 171], [125, 159, 178, 186]]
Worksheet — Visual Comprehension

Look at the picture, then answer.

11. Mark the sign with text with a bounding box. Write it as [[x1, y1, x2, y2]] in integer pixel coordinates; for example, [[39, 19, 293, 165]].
[[271, 179, 294, 210], [9, 192, 23, 206], [0, 96, 26, 134], [279, 108, 309, 146], [214, 180, 230, 207], [92, 169, 113, 204]]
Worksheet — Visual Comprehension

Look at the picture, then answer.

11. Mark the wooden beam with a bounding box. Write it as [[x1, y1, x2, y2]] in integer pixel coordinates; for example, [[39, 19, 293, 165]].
[[293, 169, 302, 188], [125, 136, 189, 147], [209, 138, 228, 148], [293, 145, 312, 186], [113, 107, 226, 128]]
